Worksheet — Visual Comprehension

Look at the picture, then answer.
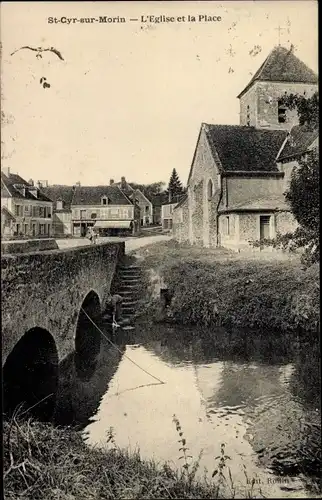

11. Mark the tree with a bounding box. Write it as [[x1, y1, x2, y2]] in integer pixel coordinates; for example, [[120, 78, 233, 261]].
[[129, 181, 166, 201], [280, 91, 319, 130], [256, 92, 319, 267], [166, 169, 185, 203]]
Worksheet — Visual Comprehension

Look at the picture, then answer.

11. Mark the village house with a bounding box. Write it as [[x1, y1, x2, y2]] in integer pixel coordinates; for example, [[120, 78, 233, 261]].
[[70, 183, 141, 236], [1, 168, 53, 239], [151, 192, 168, 225], [40, 184, 75, 237], [110, 177, 153, 226], [161, 194, 186, 231], [161, 202, 177, 231], [173, 45, 318, 250]]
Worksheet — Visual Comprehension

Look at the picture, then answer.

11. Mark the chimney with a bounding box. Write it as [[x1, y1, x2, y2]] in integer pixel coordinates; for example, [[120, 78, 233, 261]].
[[110, 179, 114, 186], [121, 176, 126, 190], [37, 181, 42, 189], [28, 179, 34, 186], [2, 167, 10, 177], [75, 181, 81, 187]]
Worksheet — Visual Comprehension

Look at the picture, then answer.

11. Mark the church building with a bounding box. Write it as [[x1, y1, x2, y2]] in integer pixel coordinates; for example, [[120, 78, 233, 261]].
[[173, 46, 318, 250]]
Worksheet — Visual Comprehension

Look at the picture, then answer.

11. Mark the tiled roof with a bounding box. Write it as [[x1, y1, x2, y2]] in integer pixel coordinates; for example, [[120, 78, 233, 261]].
[[204, 124, 287, 173], [41, 185, 75, 210], [173, 194, 188, 209], [113, 181, 134, 193], [238, 46, 318, 98], [1, 172, 52, 202], [151, 192, 169, 207], [72, 185, 133, 206], [1, 205, 16, 220], [277, 125, 318, 161], [219, 194, 290, 212], [162, 194, 186, 206]]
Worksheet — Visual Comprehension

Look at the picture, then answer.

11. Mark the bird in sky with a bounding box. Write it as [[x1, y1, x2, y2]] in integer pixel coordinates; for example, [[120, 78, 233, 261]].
[[10, 46, 64, 61]]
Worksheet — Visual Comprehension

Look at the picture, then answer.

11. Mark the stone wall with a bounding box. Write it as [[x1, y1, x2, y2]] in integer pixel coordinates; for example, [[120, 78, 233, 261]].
[[2, 242, 124, 366], [276, 210, 298, 234], [240, 81, 317, 130], [173, 199, 189, 243], [223, 175, 284, 208], [187, 125, 221, 246], [2, 238, 59, 254], [192, 181, 204, 245]]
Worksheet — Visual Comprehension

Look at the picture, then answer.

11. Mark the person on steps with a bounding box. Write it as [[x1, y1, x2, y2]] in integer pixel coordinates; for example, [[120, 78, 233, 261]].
[[106, 294, 123, 328]]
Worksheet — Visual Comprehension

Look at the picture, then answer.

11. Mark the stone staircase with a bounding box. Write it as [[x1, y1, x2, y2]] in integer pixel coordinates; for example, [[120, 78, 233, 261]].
[[115, 264, 142, 320]]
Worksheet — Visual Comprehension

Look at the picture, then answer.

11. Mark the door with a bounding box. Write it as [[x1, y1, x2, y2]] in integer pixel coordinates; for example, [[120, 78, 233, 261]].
[[260, 215, 271, 248]]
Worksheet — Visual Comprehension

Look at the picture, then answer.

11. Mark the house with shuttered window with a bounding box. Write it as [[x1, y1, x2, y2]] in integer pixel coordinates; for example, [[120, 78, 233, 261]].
[[1, 168, 53, 239], [70, 184, 141, 236]]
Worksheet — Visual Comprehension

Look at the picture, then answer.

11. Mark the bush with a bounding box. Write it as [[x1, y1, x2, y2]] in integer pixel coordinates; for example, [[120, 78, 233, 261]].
[[160, 259, 319, 335]]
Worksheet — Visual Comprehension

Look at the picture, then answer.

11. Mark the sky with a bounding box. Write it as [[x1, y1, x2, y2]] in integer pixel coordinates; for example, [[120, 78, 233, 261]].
[[1, 1, 318, 187]]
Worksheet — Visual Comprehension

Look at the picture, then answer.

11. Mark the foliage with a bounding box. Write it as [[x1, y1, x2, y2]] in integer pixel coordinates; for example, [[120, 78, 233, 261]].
[[130, 182, 166, 201], [280, 91, 319, 130], [256, 93, 319, 266], [165, 168, 185, 203], [284, 150, 319, 266], [4, 416, 250, 500], [135, 241, 320, 336]]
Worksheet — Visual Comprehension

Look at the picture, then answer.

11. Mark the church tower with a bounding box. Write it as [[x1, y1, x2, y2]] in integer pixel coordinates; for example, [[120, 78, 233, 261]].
[[238, 46, 318, 130]]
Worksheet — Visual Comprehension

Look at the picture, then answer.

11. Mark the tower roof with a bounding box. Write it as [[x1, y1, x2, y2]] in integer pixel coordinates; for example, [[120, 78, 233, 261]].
[[238, 46, 318, 98]]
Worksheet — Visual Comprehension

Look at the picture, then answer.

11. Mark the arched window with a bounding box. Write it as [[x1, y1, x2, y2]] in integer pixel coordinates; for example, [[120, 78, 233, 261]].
[[207, 179, 213, 201]]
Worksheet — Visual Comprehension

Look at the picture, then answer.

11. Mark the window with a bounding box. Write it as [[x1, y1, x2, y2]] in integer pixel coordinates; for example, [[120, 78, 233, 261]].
[[91, 212, 97, 219], [101, 196, 108, 205], [246, 105, 250, 126], [56, 200, 63, 210], [207, 179, 213, 201], [226, 216, 230, 235], [80, 210, 87, 220], [109, 208, 119, 217], [260, 215, 271, 241], [278, 100, 287, 123]]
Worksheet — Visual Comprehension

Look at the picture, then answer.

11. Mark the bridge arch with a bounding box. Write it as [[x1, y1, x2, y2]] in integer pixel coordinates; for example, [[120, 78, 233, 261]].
[[3, 327, 59, 420], [74, 290, 102, 378]]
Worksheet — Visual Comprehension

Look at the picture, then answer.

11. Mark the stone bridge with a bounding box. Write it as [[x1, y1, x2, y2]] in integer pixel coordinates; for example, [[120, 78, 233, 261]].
[[1, 241, 124, 418]]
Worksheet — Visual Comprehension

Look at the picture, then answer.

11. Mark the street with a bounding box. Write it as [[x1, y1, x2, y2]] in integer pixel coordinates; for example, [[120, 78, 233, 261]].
[[56, 234, 172, 252]]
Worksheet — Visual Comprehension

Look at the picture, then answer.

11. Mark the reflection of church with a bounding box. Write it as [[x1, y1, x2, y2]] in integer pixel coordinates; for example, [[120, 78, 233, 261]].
[[173, 46, 318, 250]]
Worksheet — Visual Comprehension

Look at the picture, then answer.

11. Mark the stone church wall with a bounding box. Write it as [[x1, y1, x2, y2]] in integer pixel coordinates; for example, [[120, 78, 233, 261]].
[[240, 81, 317, 130]]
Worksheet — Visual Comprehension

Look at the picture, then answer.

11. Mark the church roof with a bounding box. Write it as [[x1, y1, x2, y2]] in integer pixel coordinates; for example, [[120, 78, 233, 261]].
[[238, 46, 318, 98], [204, 124, 288, 173], [277, 125, 318, 161]]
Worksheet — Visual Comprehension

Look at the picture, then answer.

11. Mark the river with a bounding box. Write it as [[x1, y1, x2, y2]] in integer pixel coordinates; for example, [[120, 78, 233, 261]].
[[54, 322, 321, 499]]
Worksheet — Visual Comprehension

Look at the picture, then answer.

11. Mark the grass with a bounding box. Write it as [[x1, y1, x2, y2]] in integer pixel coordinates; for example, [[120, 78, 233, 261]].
[[132, 240, 320, 336], [3, 415, 258, 500]]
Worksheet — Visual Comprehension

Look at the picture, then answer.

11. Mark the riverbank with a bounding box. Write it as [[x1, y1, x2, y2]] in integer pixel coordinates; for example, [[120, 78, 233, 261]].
[[4, 417, 236, 500], [132, 241, 320, 336]]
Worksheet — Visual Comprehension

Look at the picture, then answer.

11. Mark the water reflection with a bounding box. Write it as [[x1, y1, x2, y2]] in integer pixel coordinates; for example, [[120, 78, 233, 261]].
[[54, 334, 125, 430], [60, 321, 320, 497]]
